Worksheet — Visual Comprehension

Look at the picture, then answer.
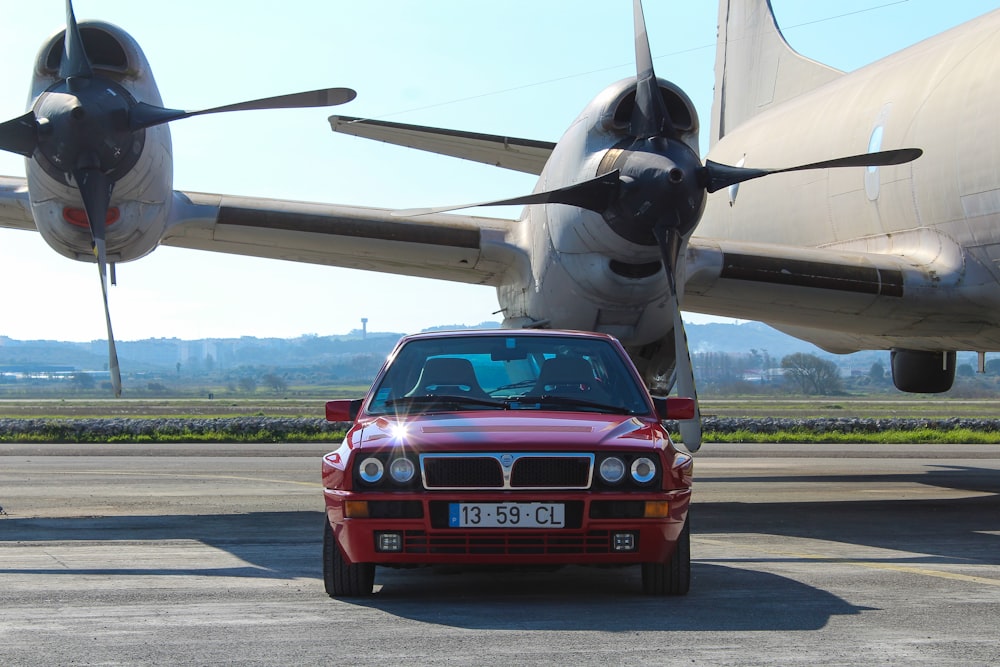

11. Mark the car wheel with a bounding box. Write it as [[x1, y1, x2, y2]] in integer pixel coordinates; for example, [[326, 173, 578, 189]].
[[323, 519, 375, 597], [641, 516, 690, 596]]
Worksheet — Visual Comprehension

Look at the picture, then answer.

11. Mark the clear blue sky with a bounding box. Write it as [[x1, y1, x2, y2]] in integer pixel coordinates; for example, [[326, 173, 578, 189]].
[[0, 0, 995, 342]]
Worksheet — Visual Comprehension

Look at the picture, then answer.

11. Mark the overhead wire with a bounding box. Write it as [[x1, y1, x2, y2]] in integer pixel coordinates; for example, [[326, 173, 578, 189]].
[[358, 1, 911, 123]]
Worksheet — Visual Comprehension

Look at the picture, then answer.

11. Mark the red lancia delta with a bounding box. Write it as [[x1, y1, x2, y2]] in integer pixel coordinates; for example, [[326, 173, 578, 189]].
[[322, 329, 694, 596]]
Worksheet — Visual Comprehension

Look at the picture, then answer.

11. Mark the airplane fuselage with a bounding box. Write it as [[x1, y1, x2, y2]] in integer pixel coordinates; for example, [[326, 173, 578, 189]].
[[693, 9, 1000, 352]]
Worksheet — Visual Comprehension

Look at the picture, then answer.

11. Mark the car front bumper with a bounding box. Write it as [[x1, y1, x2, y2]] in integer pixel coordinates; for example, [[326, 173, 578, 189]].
[[324, 488, 691, 566]]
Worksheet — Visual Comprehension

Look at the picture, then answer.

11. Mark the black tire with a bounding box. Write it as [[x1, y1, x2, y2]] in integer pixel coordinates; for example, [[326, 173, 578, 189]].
[[641, 517, 690, 596], [323, 519, 375, 597]]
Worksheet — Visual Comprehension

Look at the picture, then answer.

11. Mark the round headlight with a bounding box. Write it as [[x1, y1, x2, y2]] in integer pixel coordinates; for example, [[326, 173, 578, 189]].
[[358, 457, 384, 483], [631, 457, 657, 484], [389, 457, 416, 483], [599, 456, 626, 484]]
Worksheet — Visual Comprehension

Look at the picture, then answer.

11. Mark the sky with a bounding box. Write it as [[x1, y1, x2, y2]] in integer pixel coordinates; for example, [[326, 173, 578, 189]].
[[0, 0, 995, 342]]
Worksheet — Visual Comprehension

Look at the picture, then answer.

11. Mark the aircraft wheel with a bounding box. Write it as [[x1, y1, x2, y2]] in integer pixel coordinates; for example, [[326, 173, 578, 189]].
[[641, 517, 690, 596], [323, 519, 375, 597]]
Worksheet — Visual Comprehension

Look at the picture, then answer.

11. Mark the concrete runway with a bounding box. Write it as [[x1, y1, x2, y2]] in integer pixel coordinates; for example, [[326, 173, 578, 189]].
[[2, 442, 1000, 665]]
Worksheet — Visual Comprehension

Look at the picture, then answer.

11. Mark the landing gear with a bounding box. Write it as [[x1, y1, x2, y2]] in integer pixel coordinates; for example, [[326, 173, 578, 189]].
[[641, 517, 690, 596], [323, 520, 375, 597]]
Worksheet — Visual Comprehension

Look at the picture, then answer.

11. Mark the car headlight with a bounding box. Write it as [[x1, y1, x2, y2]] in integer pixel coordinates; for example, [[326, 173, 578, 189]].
[[389, 457, 416, 483], [630, 457, 656, 484], [358, 457, 385, 484], [599, 456, 626, 484]]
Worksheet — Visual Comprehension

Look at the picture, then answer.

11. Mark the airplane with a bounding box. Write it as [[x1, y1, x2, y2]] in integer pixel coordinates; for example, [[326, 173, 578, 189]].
[[322, 0, 1000, 449], [0, 1, 994, 452]]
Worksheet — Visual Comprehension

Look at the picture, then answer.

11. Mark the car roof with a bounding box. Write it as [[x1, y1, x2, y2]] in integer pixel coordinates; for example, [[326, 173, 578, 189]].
[[397, 329, 621, 344]]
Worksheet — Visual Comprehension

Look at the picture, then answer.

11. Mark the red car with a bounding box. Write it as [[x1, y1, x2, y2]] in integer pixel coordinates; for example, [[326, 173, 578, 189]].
[[322, 329, 694, 596]]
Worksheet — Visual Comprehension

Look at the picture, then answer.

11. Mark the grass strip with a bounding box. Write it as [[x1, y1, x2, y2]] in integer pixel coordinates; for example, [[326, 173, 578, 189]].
[[701, 427, 1000, 444]]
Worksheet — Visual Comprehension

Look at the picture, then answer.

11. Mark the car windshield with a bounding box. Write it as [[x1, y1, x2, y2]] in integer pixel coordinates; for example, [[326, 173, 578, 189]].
[[366, 334, 650, 416]]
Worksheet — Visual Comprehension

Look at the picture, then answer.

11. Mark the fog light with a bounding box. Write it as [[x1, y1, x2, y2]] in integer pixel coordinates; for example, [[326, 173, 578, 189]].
[[612, 532, 637, 552], [376, 532, 403, 552]]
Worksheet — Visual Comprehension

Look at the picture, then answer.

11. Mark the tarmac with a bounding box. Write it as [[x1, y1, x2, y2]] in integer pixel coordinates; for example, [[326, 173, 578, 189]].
[[2, 442, 999, 665]]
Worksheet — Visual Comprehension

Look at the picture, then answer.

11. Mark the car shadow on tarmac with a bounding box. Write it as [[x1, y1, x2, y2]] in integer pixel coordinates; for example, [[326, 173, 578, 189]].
[[0, 508, 870, 631], [0, 511, 324, 579], [3, 460, 999, 632]]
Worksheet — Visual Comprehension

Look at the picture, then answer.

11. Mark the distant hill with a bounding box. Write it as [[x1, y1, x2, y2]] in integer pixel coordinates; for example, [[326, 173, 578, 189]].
[[688, 321, 824, 355], [0, 321, 886, 374]]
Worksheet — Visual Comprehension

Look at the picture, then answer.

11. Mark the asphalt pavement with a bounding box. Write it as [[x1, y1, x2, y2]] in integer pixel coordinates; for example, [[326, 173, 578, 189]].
[[2, 442, 1000, 665]]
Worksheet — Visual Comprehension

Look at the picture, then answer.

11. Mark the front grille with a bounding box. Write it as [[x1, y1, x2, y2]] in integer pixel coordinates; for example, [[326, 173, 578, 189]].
[[423, 456, 503, 488], [511, 456, 591, 488], [398, 529, 618, 555], [421, 453, 594, 490]]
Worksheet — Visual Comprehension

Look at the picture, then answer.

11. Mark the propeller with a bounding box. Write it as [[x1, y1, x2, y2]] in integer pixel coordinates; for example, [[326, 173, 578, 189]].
[[0, 1, 357, 396], [394, 0, 922, 451]]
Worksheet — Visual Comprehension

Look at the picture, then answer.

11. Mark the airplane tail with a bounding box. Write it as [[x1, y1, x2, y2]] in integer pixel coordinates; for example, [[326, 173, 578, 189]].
[[710, 0, 844, 146]]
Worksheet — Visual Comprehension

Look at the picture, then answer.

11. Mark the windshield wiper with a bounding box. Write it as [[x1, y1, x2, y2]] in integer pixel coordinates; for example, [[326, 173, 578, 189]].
[[384, 394, 508, 410], [492, 379, 537, 392], [517, 395, 633, 414]]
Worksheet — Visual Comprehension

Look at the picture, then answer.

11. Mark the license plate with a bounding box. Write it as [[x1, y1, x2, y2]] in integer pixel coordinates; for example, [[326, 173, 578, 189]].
[[449, 502, 565, 528]]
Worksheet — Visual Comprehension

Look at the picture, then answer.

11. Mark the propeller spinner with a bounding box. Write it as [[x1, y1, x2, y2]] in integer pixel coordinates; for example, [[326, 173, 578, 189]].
[[0, 1, 357, 396], [395, 0, 922, 451]]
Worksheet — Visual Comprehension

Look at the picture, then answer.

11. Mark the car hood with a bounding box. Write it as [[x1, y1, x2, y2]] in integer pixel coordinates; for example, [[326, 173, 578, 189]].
[[347, 411, 667, 452]]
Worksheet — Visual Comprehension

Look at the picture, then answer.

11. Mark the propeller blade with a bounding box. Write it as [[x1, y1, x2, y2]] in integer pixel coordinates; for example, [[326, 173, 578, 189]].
[[652, 223, 702, 452], [60, 0, 93, 81], [96, 255, 123, 398], [0, 111, 38, 157], [630, 0, 673, 139], [73, 166, 112, 275], [74, 165, 121, 396], [393, 170, 621, 217], [704, 148, 923, 193], [670, 300, 701, 451], [129, 87, 357, 131]]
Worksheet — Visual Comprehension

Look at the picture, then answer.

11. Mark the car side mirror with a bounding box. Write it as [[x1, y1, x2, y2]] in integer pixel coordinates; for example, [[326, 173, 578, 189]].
[[326, 399, 363, 422], [652, 397, 696, 421]]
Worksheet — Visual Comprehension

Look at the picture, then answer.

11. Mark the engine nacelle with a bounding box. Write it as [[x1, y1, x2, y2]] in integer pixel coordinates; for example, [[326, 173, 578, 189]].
[[542, 76, 700, 260], [497, 77, 700, 348], [26, 20, 173, 265]]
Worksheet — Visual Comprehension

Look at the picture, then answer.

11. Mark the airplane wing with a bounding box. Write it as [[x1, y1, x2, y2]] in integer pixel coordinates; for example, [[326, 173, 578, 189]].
[[0, 176, 36, 231], [328, 116, 554, 175], [160, 190, 525, 287], [683, 235, 971, 353]]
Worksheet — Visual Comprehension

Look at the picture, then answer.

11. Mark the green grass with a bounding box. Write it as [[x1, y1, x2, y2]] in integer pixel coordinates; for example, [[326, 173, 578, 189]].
[[699, 427, 1000, 444], [1, 396, 998, 444], [700, 397, 1000, 419]]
